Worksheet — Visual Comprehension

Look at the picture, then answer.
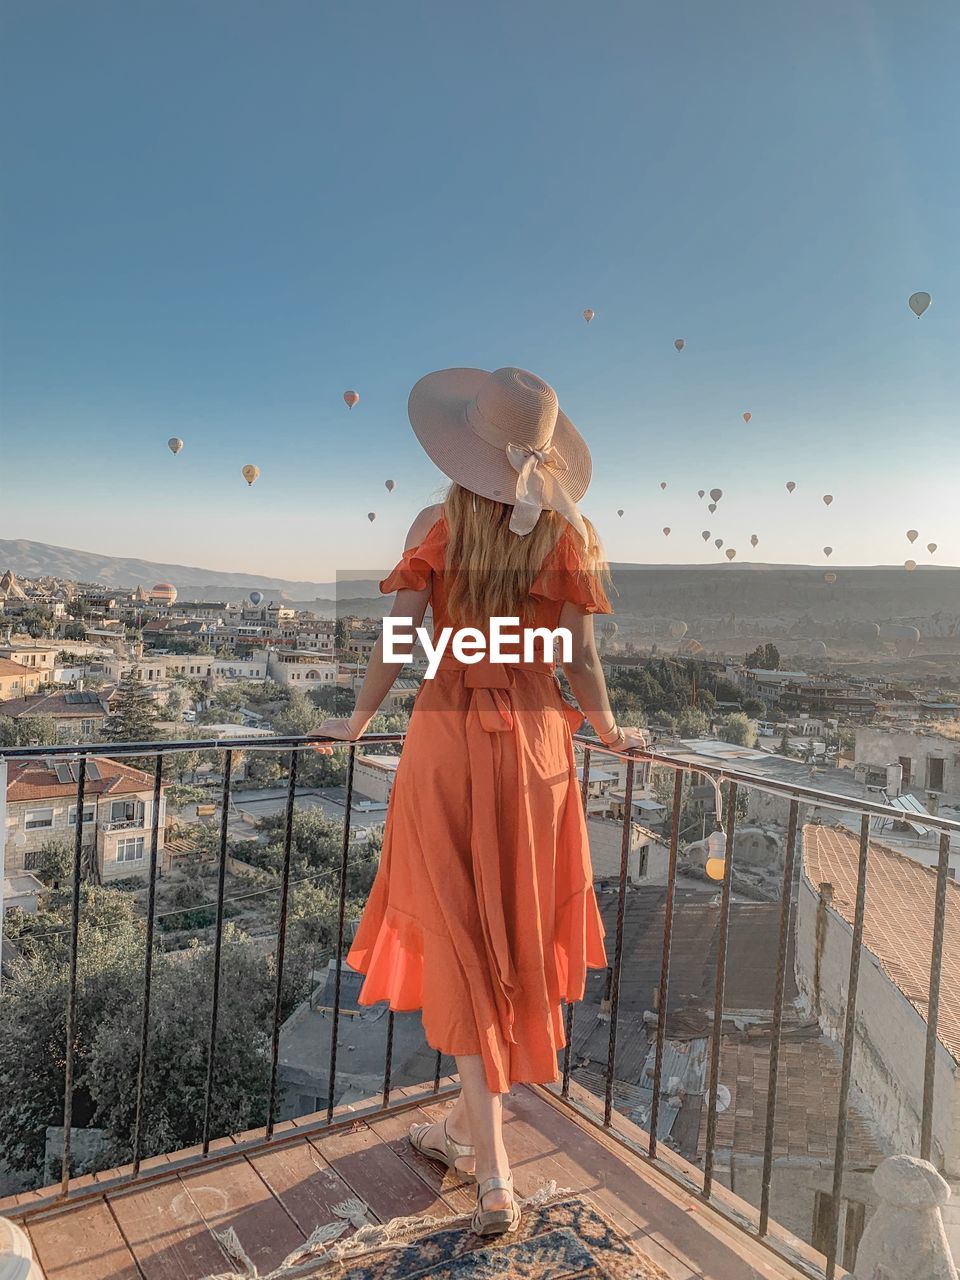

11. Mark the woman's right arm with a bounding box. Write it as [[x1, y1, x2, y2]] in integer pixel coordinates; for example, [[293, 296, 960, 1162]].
[[558, 600, 647, 753]]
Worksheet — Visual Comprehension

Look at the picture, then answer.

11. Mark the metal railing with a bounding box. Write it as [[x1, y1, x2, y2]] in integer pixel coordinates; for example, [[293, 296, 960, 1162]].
[[1, 731, 958, 1280]]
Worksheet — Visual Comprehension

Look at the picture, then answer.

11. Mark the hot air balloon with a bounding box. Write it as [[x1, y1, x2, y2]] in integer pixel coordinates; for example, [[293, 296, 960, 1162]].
[[617, 508, 624, 518], [367, 512, 376, 523], [928, 543, 938, 554], [823, 546, 833, 558], [725, 548, 737, 560], [786, 481, 796, 493], [708, 503, 717, 513], [385, 479, 396, 492], [851, 621, 881, 642], [906, 529, 919, 543], [809, 640, 828, 658], [714, 538, 723, 549], [822, 494, 833, 506], [701, 530, 711, 541], [697, 489, 705, 499], [669, 621, 688, 639], [242, 465, 260, 486], [675, 339, 685, 351], [662, 527, 671, 537], [167, 437, 184, 455], [343, 390, 360, 410], [249, 590, 263, 606], [908, 291, 931, 318], [679, 637, 705, 656], [660, 481, 667, 491], [710, 488, 723, 502], [742, 412, 751, 424], [824, 572, 837, 584], [750, 534, 759, 547], [583, 309, 595, 323], [904, 559, 916, 571]]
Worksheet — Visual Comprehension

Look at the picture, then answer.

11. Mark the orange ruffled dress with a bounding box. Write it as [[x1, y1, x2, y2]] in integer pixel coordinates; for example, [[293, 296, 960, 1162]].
[[344, 515, 611, 1094]]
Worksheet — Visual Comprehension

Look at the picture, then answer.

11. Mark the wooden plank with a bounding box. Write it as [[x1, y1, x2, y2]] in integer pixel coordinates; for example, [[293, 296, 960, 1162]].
[[175, 1154, 304, 1273], [106, 1179, 230, 1280], [246, 1137, 367, 1239], [521, 1086, 799, 1280], [308, 1123, 451, 1222], [27, 1198, 142, 1280], [365, 1104, 476, 1215]]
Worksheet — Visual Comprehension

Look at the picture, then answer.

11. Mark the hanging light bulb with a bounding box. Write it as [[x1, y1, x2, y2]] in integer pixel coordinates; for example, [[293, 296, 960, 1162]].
[[705, 828, 727, 881]]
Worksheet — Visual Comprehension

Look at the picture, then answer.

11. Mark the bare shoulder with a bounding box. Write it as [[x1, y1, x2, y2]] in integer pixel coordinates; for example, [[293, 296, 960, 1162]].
[[404, 503, 445, 549]]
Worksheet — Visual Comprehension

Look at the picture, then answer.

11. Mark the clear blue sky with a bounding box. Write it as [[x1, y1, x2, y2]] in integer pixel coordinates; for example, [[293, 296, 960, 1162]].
[[2, 0, 958, 580]]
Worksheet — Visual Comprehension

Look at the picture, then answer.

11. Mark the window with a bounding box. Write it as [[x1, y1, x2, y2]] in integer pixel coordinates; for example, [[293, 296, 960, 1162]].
[[927, 756, 945, 792], [110, 799, 144, 824], [25, 807, 54, 830], [898, 756, 912, 788], [813, 1192, 867, 1271], [116, 837, 145, 863], [68, 803, 96, 825]]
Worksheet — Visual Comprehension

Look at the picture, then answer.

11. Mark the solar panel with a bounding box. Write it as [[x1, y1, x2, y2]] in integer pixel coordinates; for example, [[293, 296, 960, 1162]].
[[87, 761, 102, 782], [55, 764, 72, 785], [889, 793, 931, 836]]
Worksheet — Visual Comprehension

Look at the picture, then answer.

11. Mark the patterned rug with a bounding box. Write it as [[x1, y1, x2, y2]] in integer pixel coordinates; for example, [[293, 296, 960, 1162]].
[[326, 1195, 671, 1279], [204, 1183, 671, 1279]]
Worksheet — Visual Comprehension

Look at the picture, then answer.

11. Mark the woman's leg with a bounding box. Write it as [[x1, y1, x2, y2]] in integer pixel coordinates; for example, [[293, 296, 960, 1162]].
[[455, 1054, 512, 1211]]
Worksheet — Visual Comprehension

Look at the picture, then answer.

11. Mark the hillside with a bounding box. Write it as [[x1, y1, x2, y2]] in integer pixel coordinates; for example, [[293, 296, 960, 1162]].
[[2, 538, 958, 633]]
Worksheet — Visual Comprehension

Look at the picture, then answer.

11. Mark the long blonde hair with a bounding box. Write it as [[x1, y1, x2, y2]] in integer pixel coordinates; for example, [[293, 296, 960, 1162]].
[[442, 483, 611, 626]]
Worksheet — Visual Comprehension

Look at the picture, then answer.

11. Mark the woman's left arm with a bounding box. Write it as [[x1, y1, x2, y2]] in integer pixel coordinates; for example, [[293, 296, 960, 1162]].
[[312, 505, 441, 742], [315, 585, 430, 741]]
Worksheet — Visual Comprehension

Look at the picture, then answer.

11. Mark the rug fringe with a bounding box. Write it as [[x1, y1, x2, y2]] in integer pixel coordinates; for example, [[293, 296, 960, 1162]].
[[200, 1181, 573, 1280]]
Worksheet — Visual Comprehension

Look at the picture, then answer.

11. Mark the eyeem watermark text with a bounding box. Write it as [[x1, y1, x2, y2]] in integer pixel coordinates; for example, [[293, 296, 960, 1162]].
[[384, 617, 572, 678]]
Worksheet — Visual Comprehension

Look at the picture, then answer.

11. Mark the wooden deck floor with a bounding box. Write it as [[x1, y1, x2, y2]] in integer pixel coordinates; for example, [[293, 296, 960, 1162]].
[[3, 1079, 822, 1280]]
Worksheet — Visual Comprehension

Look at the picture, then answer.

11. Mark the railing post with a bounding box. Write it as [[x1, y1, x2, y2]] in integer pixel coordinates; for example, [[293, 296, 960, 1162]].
[[826, 812, 871, 1280], [921, 831, 951, 1163], [267, 749, 298, 1139], [649, 769, 683, 1157], [202, 748, 233, 1155], [132, 753, 163, 1174], [604, 757, 634, 1128], [703, 779, 737, 1199], [760, 796, 800, 1235], [61, 755, 87, 1194], [327, 744, 356, 1122]]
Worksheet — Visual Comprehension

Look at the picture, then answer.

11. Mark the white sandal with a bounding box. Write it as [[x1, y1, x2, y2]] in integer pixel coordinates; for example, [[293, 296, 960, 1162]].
[[471, 1170, 521, 1236], [408, 1114, 477, 1181]]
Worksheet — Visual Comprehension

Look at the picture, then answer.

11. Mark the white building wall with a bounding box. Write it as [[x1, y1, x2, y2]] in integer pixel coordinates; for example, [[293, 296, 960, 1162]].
[[794, 871, 960, 1177]]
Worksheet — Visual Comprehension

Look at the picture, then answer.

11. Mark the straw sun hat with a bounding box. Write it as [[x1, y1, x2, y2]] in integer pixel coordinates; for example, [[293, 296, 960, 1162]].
[[407, 366, 592, 543]]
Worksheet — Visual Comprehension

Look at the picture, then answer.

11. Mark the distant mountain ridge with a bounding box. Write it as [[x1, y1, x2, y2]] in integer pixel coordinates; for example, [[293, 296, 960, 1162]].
[[0, 538, 367, 601], [2, 538, 958, 627]]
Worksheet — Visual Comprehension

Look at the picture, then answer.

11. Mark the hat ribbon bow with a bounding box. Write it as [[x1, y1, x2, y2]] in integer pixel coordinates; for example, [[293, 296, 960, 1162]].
[[505, 442, 588, 542]]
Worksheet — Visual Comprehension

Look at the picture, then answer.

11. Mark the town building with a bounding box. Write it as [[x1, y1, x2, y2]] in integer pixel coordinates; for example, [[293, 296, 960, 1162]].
[[795, 823, 960, 1258], [3, 757, 166, 884], [266, 650, 338, 688], [0, 689, 113, 742], [0, 644, 58, 688], [0, 658, 47, 702]]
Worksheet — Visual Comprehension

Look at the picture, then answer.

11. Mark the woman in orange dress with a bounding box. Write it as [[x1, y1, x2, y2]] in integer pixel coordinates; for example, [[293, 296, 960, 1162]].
[[315, 367, 646, 1235]]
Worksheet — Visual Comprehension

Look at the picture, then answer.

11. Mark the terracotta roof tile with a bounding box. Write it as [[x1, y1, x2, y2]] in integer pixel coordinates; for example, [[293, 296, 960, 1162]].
[[6, 757, 155, 802], [697, 1033, 887, 1167], [803, 823, 960, 1064]]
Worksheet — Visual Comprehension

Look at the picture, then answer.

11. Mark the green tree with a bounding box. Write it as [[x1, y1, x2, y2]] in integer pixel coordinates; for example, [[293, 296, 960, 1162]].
[[718, 712, 758, 747], [0, 715, 62, 749], [102, 669, 159, 743], [745, 643, 780, 670]]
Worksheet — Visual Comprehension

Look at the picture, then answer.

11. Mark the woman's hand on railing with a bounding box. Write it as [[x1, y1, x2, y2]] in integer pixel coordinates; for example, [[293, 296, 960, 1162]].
[[310, 716, 367, 748], [596, 725, 649, 754]]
